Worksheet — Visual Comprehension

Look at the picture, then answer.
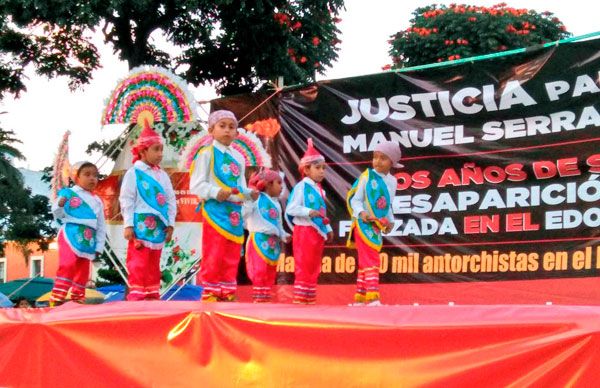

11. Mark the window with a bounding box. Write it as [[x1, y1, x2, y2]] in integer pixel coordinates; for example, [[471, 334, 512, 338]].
[[0, 258, 6, 283], [30, 256, 43, 277]]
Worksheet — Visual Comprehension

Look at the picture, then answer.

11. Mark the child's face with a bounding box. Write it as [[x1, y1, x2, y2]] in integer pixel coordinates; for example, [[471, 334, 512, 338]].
[[304, 162, 326, 183], [210, 118, 238, 146], [372, 151, 393, 174], [76, 166, 99, 191], [266, 178, 283, 197], [17, 299, 31, 308], [141, 143, 164, 166]]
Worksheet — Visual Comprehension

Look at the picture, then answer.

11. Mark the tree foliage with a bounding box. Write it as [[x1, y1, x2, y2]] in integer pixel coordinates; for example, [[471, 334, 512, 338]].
[[6, 0, 344, 95], [0, 129, 55, 257], [387, 2, 571, 69], [0, 9, 100, 98]]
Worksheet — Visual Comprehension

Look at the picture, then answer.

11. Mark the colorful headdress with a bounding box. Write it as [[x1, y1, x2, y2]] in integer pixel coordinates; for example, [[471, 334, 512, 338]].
[[101, 66, 198, 127], [131, 120, 163, 163], [299, 138, 325, 173], [374, 141, 403, 168], [208, 110, 238, 128], [180, 127, 271, 172], [51, 131, 71, 200], [248, 168, 282, 192]]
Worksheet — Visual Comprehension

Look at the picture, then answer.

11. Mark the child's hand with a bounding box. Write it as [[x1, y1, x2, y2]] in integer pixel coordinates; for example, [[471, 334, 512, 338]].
[[216, 189, 231, 202], [124, 227, 134, 241], [380, 218, 392, 234], [250, 189, 259, 201], [359, 211, 369, 223], [326, 231, 334, 242], [165, 226, 174, 242], [309, 210, 321, 218], [58, 197, 67, 207]]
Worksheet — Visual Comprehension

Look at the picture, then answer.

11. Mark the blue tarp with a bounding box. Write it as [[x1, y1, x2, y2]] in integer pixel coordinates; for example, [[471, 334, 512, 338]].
[[98, 284, 203, 302], [0, 292, 13, 308]]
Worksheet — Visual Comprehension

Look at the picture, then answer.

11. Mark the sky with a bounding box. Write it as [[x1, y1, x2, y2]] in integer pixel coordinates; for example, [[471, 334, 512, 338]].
[[2, 0, 598, 172]]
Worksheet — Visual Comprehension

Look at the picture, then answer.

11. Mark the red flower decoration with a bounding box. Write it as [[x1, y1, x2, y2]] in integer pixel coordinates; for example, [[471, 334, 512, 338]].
[[230, 162, 240, 176], [69, 197, 82, 208], [268, 236, 277, 248], [376, 196, 387, 209], [229, 211, 241, 226], [156, 193, 166, 206], [84, 228, 93, 240], [144, 215, 157, 230]]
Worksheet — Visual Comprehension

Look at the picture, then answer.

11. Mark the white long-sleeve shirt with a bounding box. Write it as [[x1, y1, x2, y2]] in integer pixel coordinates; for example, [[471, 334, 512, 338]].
[[119, 160, 177, 227], [52, 185, 107, 253], [243, 194, 290, 240], [350, 169, 396, 222], [285, 177, 333, 234], [189, 140, 252, 203]]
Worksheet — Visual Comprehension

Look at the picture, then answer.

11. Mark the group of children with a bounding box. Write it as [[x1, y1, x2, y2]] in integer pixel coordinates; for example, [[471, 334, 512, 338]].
[[49, 110, 403, 306]]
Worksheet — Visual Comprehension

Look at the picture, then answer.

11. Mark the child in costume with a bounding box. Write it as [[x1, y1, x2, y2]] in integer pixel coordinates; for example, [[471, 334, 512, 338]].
[[119, 122, 177, 301], [50, 161, 106, 305], [285, 139, 333, 304], [347, 141, 401, 306], [243, 169, 290, 302], [189, 110, 258, 302]]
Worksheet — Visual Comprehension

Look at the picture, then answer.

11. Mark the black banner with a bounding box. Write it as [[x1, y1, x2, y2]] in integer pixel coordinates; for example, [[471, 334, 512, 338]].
[[266, 39, 600, 285]]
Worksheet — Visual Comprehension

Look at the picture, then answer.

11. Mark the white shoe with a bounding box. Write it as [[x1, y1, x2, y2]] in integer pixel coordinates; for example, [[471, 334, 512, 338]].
[[366, 300, 382, 306]]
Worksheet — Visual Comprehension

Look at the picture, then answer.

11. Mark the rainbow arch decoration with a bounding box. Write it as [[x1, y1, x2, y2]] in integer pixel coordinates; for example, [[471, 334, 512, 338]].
[[101, 66, 198, 126], [180, 128, 272, 172]]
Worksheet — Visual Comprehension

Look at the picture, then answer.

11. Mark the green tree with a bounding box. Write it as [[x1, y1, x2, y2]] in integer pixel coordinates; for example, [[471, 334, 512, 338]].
[[0, 128, 55, 257], [6, 0, 344, 95], [0, 7, 107, 259], [387, 3, 571, 69], [0, 9, 100, 97], [0, 126, 24, 189]]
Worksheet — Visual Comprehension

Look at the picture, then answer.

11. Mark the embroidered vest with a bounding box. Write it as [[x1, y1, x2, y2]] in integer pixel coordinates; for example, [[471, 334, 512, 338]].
[[58, 188, 98, 260], [133, 168, 169, 247], [201, 146, 244, 243], [286, 181, 329, 238], [346, 169, 391, 252]]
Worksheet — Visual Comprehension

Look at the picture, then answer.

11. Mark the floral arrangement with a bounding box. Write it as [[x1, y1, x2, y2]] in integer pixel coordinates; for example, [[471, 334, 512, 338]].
[[160, 237, 200, 287]]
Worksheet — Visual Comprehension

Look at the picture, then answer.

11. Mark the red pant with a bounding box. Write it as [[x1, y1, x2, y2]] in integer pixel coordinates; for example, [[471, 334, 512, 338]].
[[245, 235, 278, 302], [126, 240, 162, 301], [292, 225, 324, 304], [197, 221, 242, 300], [51, 230, 91, 303], [354, 228, 381, 301]]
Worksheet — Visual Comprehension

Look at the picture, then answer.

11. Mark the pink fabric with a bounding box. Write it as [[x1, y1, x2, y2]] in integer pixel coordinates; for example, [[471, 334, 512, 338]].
[[299, 138, 325, 170], [131, 123, 162, 163], [354, 227, 381, 296], [208, 110, 238, 128], [197, 221, 242, 299], [51, 230, 91, 303], [245, 237, 277, 302], [248, 168, 281, 191], [126, 240, 162, 301], [374, 141, 403, 167], [292, 225, 324, 304]]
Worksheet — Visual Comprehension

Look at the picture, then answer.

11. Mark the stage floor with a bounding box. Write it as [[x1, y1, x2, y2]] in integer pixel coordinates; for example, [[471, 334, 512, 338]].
[[2, 302, 600, 387]]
